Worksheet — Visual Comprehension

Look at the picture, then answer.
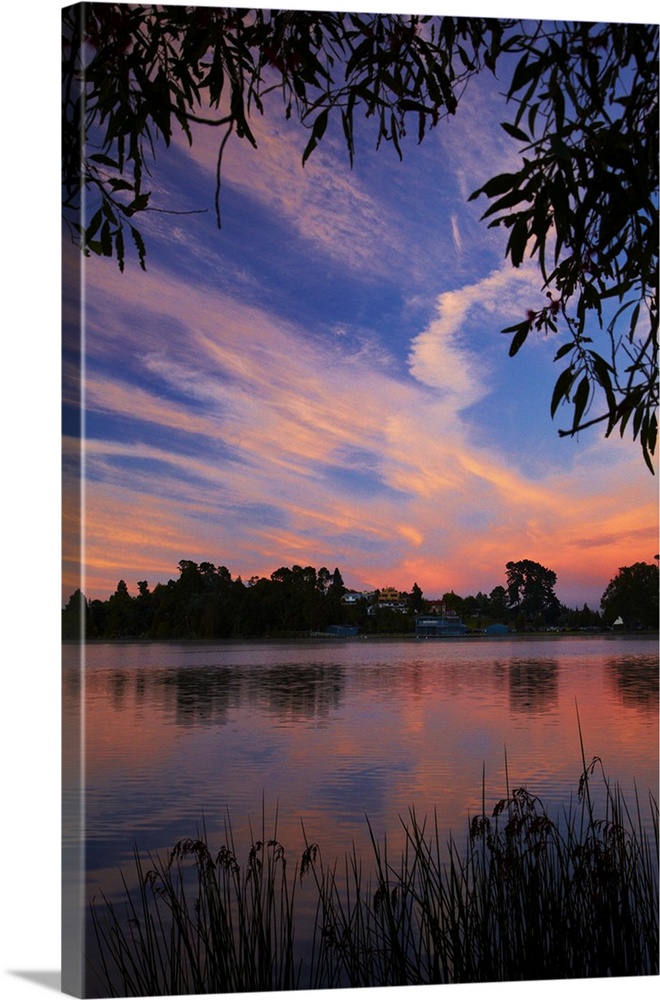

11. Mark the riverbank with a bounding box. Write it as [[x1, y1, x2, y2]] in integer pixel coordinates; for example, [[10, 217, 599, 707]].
[[67, 629, 659, 644]]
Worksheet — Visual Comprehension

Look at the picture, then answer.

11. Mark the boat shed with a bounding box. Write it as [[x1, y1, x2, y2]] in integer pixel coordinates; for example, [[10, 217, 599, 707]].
[[485, 623, 509, 636], [415, 615, 467, 637]]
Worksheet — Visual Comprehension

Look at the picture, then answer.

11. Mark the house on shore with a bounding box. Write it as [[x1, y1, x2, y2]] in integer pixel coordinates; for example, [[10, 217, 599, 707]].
[[415, 613, 468, 637], [342, 590, 376, 605]]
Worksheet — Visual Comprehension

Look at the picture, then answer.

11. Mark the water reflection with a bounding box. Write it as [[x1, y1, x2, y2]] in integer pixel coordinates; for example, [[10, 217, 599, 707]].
[[508, 659, 558, 715], [606, 655, 659, 711], [86, 661, 348, 727], [245, 664, 345, 720], [70, 640, 659, 847], [68, 636, 659, 998], [158, 667, 236, 725], [108, 669, 129, 711]]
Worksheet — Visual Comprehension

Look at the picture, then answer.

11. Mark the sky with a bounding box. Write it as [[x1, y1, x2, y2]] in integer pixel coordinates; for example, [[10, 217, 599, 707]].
[[61, 2, 658, 612]]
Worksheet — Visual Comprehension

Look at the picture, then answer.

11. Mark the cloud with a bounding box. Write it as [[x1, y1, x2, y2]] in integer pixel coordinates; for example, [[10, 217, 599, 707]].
[[71, 251, 657, 609], [182, 117, 403, 279], [407, 264, 541, 404], [450, 214, 463, 256], [73, 22, 658, 611]]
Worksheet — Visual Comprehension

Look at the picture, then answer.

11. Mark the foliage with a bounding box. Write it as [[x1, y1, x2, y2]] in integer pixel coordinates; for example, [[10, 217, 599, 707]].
[[409, 581, 424, 613], [505, 558, 561, 621], [75, 559, 355, 639], [600, 560, 659, 628], [61, 588, 88, 639], [469, 21, 658, 470], [62, 7, 658, 467], [91, 758, 659, 993], [63, 555, 633, 639], [62, 6, 504, 265]]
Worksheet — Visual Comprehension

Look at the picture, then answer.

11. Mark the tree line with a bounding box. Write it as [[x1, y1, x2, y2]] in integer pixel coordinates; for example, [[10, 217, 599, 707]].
[[62, 557, 658, 640]]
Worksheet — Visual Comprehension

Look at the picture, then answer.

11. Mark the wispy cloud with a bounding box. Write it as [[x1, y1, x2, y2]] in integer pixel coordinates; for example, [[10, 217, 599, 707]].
[[407, 264, 541, 403], [183, 117, 403, 279], [450, 214, 463, 256], [73, 255, 656, 606]]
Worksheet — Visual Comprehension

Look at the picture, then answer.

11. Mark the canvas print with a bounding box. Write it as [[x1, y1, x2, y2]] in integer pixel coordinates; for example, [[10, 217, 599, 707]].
[[62, 4, 659, 997]]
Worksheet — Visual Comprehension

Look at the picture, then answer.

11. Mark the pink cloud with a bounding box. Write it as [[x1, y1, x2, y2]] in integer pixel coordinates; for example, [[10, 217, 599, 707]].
[[72, 240, 657, 609]]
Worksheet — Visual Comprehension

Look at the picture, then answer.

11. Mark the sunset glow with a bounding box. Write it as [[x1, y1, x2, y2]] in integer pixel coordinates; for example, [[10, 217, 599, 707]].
[[62, 7, 658, 612]]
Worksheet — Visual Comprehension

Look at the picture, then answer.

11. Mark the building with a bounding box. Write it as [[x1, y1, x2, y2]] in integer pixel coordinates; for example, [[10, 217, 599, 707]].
[[415, 613, 468, 637], [485, 623, 509, 636], [342, 590, 376, 604], [379, 586, 400, 603]]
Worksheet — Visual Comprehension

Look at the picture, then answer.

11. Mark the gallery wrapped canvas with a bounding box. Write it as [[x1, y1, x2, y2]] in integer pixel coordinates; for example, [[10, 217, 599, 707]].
[[62, 4, 658, 997]]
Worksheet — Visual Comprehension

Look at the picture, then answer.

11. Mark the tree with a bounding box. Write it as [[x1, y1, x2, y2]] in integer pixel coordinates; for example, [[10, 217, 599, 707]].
[[329, 567, 345, 596], [62, 588, 89, 639], [105, 578, 138, 636], [469, 22, 658, 471], [409, 582, 424, 613], [135, 579, 154, 633], [442, 591, 465, 615], [505, 559, 560, 622], [488, 585, 509, 621], [62, 7, 657, 468], [600, 561, 659, 628]]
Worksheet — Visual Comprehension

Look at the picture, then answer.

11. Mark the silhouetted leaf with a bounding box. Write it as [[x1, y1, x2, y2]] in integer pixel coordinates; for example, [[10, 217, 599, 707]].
[[572, 376, 590, 429], [551, 366, 575, 417], [500, 121, 530, 142]]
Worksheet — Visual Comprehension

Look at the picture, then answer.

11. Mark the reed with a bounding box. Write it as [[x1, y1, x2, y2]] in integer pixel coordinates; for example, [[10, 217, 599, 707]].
[[91, 808, 303, 995], [91, 760, 658, 995]]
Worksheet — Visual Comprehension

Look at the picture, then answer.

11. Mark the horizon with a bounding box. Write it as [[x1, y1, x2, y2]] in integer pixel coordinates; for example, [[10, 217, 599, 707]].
[[64, 551, 648, 613]]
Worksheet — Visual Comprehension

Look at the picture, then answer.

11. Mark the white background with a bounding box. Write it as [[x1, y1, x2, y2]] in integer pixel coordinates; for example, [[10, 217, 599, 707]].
[[1, 2, 656, 999]]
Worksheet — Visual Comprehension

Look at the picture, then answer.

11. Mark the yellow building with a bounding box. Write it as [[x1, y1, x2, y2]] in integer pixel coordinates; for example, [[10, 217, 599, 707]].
[[379, 586, 400, 603]]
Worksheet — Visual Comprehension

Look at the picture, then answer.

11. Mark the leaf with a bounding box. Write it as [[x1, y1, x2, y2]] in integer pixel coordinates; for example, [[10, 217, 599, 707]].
[[572, 376, 591, 429], [506, 320, 532, 357], [89, 153, 121, 168], [302, 108, 329, 165], [457, 44, 474, 70], [469, 171, 519, 201], [480, 188, 532, 219], [550, 366, 575, 417], [108, 179, 134, 193], [506, 217, 529, 267], [85, 208, 104, 240], [553, 342, 574, 361], [126, 193, 150, 215], [130, 226, 147, 271], [100, 220, 113, 257], [500, 121, 530, 142], [507, 51, 542, 96], [527, 101, 540, 137], [115, 227, 125, 273]]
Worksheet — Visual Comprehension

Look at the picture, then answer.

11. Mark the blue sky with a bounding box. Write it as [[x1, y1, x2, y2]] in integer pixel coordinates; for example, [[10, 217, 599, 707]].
[[60, 2, 658, 610]]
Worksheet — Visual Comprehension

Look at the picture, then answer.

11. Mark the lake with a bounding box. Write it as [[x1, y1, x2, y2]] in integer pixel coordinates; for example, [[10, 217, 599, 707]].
[[62, 634, 658, 995]]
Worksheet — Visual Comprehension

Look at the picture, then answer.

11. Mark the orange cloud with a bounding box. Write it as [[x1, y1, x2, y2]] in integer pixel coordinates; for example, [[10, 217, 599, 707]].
[[71, 249, 657, 608]]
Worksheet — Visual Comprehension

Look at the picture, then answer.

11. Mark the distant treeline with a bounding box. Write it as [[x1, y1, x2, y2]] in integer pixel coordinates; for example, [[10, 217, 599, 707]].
[[62, 558, 659, 640]]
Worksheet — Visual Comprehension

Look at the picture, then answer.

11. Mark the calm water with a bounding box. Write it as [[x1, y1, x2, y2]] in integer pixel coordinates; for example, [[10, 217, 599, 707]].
[[63, 635, 658, 993]]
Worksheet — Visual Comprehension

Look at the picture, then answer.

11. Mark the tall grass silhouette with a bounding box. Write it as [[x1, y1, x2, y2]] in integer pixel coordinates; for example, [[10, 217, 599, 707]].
[[92, 753, 658, 995]]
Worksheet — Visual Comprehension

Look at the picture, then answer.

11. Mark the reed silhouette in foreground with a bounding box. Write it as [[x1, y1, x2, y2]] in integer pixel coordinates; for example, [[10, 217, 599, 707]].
[[92, 756, 658, 995]]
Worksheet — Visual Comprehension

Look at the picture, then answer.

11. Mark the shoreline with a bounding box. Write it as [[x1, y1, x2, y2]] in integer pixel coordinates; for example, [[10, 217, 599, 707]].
[[64, 630, 659, 645]]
